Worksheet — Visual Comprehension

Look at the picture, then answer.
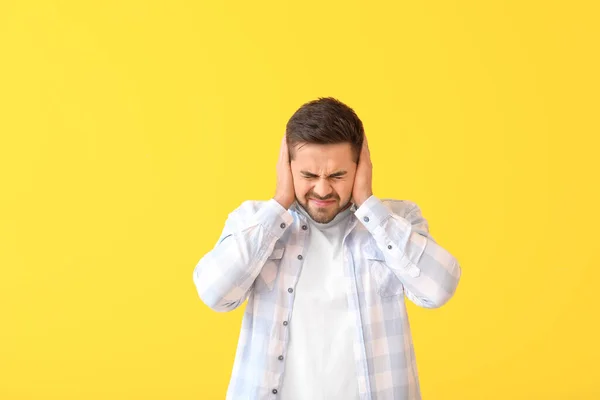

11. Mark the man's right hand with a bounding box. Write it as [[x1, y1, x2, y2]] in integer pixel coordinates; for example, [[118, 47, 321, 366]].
[[273, 136, 296, 209]]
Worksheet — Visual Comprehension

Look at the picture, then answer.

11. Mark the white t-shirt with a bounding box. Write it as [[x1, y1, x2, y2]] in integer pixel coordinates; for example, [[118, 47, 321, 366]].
[[279, 204, 360, 400]]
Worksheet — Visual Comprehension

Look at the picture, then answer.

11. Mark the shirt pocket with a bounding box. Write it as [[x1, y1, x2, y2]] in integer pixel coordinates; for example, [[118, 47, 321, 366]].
[[364, 242, 404, 298], [254, 246, 285, 293]]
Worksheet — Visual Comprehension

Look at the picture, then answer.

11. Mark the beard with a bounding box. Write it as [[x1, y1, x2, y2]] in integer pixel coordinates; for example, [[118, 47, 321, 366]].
[[297, 194, 352, 224]]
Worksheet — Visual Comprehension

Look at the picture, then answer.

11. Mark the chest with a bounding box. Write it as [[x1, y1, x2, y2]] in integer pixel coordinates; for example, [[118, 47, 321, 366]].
[[253, 222, 402, 300]]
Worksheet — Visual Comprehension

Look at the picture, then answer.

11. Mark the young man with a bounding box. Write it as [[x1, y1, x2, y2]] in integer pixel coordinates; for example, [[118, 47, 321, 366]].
[[193, 97, 461, 400]]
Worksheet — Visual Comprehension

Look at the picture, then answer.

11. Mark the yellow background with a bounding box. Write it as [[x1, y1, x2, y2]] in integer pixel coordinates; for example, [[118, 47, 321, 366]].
[[1, 1, 599, 399]]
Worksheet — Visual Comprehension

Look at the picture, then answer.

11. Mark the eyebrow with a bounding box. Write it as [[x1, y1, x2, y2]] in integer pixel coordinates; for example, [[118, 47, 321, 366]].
[[300, 170, 347, 178]]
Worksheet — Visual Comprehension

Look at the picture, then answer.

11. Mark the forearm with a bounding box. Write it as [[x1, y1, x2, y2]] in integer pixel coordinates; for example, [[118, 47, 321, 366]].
[[193, 199, 293, 312]]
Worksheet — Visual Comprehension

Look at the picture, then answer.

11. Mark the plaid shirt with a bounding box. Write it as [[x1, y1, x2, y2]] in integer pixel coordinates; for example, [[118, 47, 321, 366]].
[[193, 195, 461, 400]]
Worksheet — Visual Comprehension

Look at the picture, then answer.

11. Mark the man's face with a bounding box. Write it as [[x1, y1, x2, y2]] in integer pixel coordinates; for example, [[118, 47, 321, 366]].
[[290, 142, 357, 223]]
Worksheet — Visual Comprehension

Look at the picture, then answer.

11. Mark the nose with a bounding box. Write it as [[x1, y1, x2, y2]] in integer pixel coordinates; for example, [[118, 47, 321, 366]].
[[313, 178, 333, 199]]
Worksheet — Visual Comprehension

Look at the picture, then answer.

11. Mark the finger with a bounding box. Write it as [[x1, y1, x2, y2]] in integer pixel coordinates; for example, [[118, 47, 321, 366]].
[[282, 136, 290, 163], [279, 136, 287, 162], [357, 138, 366, 163], [362, 135, 370, 158]]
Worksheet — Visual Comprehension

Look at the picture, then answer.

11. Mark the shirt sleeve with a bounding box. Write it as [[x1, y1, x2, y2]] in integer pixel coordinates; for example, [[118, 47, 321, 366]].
[[192, 199, 294, 312], [354, 195, 461, 308]]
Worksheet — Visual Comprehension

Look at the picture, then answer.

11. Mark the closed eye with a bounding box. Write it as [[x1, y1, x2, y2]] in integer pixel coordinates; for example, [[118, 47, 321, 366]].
[[329, 172, 347, 180], [300, 170, 347, 179]]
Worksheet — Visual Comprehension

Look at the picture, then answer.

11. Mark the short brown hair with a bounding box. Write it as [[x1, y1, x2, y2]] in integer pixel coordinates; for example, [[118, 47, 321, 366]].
[[286, 97, 364, 163]]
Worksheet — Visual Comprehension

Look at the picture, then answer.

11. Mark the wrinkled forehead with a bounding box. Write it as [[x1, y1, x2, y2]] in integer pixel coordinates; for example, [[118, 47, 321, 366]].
[[291, 142, 355, 171]]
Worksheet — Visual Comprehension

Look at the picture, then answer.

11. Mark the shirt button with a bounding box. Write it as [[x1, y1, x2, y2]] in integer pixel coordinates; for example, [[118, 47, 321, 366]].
[[363, 216, 369, 222], [283, 321, 288, 326], [388, 245, 392, 249], [278, 355, 284, 361], [301, 225, 307, 230], [297, 254, 303, 260], [272, 389, 278, 394], [288, 288, 293, 293], [280, 223, 286, 229], [409, 267, 421, 278]]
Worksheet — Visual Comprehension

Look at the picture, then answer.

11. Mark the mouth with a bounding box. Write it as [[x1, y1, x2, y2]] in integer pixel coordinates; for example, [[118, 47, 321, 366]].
[[310, 198, 336, 207]]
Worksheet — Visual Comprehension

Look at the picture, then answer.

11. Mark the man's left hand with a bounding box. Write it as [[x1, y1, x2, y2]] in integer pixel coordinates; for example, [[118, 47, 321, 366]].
[[352, 135, 373, 207]]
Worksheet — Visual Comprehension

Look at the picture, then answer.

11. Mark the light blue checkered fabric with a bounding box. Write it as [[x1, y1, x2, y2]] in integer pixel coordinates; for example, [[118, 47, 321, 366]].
[[193, 195, 461, 400]]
